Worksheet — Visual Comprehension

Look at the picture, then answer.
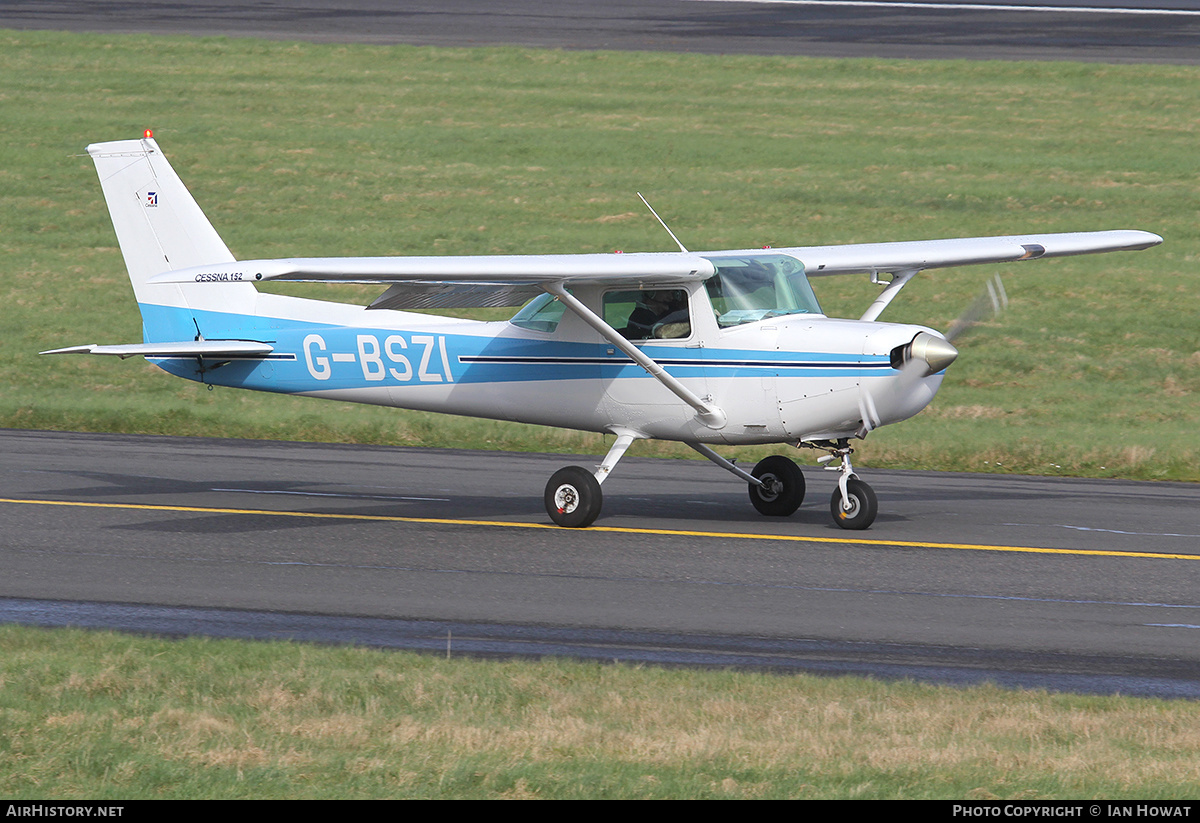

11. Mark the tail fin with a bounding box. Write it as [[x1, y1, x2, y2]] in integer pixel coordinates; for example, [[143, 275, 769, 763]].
[[88, 136, 258, 340]]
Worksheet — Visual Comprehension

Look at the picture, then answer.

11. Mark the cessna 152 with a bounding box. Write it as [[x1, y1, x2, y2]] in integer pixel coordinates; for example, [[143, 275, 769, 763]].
[[45, 136, 1162, 530]]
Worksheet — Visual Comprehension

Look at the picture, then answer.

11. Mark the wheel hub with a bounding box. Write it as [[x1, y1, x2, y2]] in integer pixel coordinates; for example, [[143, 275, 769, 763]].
[[554, 484, 579, 514], [758, 473, 781, 502]]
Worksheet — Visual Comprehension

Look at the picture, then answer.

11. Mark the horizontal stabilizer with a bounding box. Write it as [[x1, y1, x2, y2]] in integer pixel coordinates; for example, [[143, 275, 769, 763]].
[[41, 341, 275, 360]]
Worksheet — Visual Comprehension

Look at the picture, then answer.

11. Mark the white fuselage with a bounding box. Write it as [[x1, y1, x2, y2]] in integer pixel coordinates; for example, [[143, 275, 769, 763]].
[[151, 281, 945, 446]]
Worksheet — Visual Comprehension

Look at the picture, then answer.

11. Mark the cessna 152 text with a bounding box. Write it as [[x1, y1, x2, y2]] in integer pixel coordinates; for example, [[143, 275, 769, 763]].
[[45, 136, 1162, 530]]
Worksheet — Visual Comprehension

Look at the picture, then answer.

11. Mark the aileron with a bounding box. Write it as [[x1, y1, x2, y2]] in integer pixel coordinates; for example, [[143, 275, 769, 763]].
[[791, 230, 1161, 277]]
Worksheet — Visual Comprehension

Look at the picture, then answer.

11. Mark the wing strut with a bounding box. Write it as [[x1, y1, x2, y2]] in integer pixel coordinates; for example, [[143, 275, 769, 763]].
[[542, 283, 727, 430]]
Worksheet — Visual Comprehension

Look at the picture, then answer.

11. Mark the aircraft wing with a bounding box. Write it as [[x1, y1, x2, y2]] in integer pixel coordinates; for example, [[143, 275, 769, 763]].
[[154, 230, 1159, 286], [151, 252, 718, 310], [150, 230, 1160, 310], [153, 253, 716, 286], [781, 230, 1162, 277]]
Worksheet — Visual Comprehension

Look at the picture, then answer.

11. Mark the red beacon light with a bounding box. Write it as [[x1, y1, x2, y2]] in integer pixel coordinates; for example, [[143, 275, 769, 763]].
[[143, 129, 154, 139]]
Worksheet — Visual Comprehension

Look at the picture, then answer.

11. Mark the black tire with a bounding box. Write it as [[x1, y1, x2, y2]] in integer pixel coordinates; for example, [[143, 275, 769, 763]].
[[748, 455, 805, 517], [830, 477, 878, 530], [545, 466, 603, 528]]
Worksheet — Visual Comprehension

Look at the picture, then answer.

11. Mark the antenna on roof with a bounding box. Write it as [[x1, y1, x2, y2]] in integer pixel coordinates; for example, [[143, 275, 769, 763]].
[[637, 192, 688, 254]]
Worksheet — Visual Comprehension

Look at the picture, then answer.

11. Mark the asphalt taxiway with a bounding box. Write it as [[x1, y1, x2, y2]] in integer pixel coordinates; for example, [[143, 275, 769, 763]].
[[3, 0, 1199, 63], [3, 429, 1198, 696]]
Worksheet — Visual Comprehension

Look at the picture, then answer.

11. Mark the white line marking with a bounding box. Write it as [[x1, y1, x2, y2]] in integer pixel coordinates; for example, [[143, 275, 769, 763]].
[[1146, 624, 1200, 629], [691, 0, 1200, 16], [1005, 522, 1200, 539]]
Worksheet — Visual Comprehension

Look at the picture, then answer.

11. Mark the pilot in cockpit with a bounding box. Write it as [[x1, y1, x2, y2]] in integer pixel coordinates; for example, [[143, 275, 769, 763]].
[[625, 290, 690, 339]]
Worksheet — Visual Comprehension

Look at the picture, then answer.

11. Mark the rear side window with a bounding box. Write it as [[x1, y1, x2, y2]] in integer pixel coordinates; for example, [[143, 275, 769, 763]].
[[603, 289, 691, 340]]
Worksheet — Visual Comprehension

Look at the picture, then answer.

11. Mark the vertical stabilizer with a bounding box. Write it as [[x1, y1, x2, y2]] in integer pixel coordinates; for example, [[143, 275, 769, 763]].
[[87, 137, 257, 339]]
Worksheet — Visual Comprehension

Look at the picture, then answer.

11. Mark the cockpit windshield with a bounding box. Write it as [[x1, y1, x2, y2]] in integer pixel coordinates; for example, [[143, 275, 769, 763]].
[[702, 253, 822, 328]]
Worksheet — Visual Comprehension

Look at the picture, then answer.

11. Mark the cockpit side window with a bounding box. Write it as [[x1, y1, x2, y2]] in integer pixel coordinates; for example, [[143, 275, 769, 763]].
[[603, 289, 691, 340], [702, 254, 822, 328]]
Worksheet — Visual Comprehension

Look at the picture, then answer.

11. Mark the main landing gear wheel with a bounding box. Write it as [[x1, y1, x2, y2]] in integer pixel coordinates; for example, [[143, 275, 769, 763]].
[[830, 477, 878, 530], [545, 466, 603, 528], [748, 455, 805, 517]]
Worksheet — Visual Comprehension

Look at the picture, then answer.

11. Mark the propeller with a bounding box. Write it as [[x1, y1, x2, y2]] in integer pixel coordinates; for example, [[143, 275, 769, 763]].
[[944, 272, 1007, 343], [886, 273, 1007, 378]]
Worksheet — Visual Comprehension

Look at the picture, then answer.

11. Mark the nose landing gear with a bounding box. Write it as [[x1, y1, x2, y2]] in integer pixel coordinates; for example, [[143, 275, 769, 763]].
[[816, 440, 878, 530]]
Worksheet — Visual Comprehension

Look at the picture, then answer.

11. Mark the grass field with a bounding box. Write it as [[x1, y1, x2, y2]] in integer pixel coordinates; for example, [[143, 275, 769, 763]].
[[2, 28, 1198, 478], [2, 625, 1199, 800]]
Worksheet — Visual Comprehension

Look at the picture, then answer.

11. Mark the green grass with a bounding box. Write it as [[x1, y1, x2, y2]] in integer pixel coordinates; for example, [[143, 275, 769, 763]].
[[2, 625, 1199, 800], [2, 29, 1199, 479]]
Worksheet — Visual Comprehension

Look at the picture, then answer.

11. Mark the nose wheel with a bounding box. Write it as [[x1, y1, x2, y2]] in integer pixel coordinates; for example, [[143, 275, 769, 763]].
[[830, 477, 877, 530]]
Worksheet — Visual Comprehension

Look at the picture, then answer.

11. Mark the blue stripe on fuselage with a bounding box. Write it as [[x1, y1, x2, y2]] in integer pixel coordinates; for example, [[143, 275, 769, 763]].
[[139, 304, 892, 392]]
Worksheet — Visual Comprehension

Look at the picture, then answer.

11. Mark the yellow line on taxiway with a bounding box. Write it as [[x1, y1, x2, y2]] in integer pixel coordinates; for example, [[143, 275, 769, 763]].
[[2, 496, 1196, 561]]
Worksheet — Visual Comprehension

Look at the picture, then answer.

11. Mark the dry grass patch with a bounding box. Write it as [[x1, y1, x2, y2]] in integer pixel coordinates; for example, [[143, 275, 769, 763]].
[[4, 625, 1200, 797]]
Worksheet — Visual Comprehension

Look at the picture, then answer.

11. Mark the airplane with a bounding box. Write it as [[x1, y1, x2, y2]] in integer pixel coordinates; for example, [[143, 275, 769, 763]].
[[44, 134, 1162, 530]]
